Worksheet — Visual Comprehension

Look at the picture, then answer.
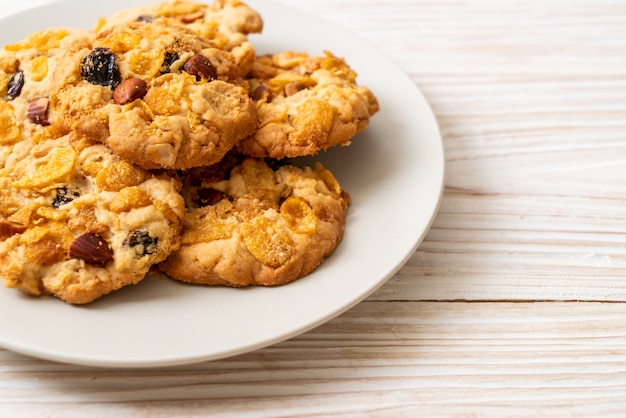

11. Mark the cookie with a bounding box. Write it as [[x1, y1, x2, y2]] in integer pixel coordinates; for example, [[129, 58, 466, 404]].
[[51, 19, 258, 169], [0, 134, 185, 304], [237, 50, 380, 159], [97, 0, 263, 77], [158, 155, 350, 287], [1, 27, 96, 166]]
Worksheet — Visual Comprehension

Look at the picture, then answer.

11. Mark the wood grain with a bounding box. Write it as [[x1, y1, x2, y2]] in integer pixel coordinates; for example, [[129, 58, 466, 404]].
[[1, 0, 626, 416], [2, 302, 626, 416]]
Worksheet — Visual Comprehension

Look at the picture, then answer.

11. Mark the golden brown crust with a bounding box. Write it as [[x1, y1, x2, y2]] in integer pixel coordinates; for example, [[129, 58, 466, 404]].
[[0, 1, 380, 303], [159, 156, 350, 286], [0, 136, 185, 304], [50, 19, 259, 169], [97, 0, 264, 76], [237, 51, 379, 159]]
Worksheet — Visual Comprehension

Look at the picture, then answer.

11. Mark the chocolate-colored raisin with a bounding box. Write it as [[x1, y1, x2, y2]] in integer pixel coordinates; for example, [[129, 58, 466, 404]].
[[53, 187, 79, 208], [7, 70, 24, 100], [197, 188, 227, 206], [81, 48, 121, 89], [160, 51, 179, 74], [265, 157, 291, 171], [123, 230, 158, 256]]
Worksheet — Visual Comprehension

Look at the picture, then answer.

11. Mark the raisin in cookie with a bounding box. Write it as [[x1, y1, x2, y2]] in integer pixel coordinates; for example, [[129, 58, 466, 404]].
[[0, 134, 185, 304], [97, 0, 263, 77], [1, 27, 96, 166], [51, 19, 257, 169], [238, 50, 380, 159], [159, 155, 350, 286]]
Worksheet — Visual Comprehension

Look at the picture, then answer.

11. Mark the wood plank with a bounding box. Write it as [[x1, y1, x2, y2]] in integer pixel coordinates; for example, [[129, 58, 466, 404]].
[[1, 301, 626, 416]]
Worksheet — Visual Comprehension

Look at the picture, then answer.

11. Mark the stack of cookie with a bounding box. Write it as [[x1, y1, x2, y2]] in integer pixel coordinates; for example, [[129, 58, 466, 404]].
[[0, 0, 379, 304]]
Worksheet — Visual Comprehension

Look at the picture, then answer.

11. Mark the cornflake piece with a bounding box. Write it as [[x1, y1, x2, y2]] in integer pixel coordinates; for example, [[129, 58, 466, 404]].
[[13, 147, 76, 191], [241, 216, 294, 268]]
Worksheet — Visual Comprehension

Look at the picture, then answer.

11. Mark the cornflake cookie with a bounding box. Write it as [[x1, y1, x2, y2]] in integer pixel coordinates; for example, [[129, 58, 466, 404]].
[[52, 18, 258, 169], [1, 27, 96, 166], [0, 135, 185, 304], [159, 155, 350, 287], [238, 50, 380, 159], [97, 0, 263, 77]]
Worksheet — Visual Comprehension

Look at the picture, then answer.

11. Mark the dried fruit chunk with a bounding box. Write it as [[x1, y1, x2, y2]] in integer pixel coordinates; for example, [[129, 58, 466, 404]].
[[81, 47, 121, 89], [136, 15, 155, 23], [13, 147, 76, 191], [280, 197, 317, 235], [160, 51, 180, 74], [123, 230, 158, 256], [69, 233, 114, 265], [52, 187, 79, 208], [7, 71, 24, 100], [241, 216, 294, 268], [197, 188, 227, 207], [0, 102, 21, 145]]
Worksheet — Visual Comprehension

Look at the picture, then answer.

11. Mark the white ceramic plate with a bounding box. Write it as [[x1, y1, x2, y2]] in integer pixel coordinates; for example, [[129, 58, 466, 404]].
[[0, 0, 444, 368]]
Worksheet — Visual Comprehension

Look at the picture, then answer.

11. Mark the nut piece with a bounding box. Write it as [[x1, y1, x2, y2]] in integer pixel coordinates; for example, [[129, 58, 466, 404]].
[[284, 81, 307, 97], [27, 98, 51, 126], [0, 219, 27, 241], [251, 85, 271, 101], [183, 54, 217, 82], [69, 233, 114, 265], [179, 11, 205, 23], [113, 77, 148, 105]]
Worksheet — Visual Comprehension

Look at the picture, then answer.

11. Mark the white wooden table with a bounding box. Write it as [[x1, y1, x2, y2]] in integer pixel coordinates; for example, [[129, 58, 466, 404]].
[[2, 0, 626, 416]]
